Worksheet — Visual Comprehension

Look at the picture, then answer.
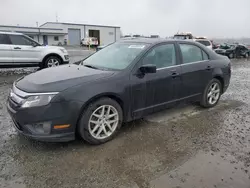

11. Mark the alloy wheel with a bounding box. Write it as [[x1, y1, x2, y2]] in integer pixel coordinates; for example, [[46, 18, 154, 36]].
[[88, 105, 119, 140], [207, 82, 221, 105], [229, 53, 234, 59], [47, 58, 60, 67]]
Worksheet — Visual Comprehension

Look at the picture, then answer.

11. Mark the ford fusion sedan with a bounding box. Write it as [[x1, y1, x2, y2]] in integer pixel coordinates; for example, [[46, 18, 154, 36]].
[[7, 39, 231, 144]]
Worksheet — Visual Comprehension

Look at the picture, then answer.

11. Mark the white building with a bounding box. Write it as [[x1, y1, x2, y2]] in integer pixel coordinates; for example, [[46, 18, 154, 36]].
[[0, 22, 121, 46]]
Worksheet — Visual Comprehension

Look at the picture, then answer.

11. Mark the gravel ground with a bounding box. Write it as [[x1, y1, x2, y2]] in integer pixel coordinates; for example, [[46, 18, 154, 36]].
[[0, 56, 250, 188]]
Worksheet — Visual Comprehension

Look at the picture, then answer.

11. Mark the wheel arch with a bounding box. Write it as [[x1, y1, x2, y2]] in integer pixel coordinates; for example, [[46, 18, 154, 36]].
[[76, 93, 125, 128], [213, 75, 224, 90], [41, 53, 63, 67]]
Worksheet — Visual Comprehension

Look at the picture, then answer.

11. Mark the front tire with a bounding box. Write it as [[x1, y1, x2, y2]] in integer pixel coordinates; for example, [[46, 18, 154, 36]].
[[77, 98, 123, 145], [43, 56, 62, 68], [200, 78, 222, 108]]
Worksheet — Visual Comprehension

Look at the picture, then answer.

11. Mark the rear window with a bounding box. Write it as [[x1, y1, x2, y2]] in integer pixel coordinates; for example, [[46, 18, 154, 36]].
[[0, 34, 10, 44], [196, 40, 211, 46]]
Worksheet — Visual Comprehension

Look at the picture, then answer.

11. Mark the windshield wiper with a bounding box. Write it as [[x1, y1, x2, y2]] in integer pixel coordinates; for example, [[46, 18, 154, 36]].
[[84, 64, 99, 70]]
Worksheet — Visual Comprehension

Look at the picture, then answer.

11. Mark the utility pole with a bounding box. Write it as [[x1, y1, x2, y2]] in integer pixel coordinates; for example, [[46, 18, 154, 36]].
[[56, 12, 58, 22], [36, 21, 40, 42]]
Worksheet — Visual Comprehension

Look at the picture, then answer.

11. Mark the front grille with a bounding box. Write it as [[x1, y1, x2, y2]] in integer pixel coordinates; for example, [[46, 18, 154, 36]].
[[9, 91, 24, 109], [13, 119, 23, 131], [8, 98, 19, 109]]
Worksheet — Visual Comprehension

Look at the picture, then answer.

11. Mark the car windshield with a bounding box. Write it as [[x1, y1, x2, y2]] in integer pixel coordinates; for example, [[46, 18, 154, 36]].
[[196, 40, 211, 46], [81, 43, 147, 70]]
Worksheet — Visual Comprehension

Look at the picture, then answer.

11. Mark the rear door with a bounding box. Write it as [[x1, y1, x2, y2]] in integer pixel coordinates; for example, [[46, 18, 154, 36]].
[[0, 34, 12, 65], [9, 34, 41, 64], [178, 42, 212, 98]]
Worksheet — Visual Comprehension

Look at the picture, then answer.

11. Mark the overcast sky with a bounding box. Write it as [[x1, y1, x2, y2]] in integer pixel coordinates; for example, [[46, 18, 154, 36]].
[[1, 0, 250, 38]]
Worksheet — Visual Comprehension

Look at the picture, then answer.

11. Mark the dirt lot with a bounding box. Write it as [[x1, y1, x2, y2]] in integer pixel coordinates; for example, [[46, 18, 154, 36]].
[[0, 55, 250, 188]]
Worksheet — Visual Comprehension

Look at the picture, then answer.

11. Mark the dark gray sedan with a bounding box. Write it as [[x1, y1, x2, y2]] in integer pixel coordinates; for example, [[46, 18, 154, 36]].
[[7, 39, 231, 144]]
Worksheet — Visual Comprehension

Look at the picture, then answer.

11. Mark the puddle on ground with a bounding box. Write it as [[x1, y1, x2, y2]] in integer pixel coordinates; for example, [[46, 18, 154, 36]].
[[150, 152, 250, 188], [145, 100, 242, 123]]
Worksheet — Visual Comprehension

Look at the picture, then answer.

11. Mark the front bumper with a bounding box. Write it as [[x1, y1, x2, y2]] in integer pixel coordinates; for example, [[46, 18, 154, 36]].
[[7, 98, 82, 142]]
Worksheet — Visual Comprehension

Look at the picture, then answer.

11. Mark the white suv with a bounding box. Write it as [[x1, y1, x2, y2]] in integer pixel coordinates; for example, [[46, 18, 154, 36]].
[[0, 32, 69, 69], [195, 38, 213, 50]]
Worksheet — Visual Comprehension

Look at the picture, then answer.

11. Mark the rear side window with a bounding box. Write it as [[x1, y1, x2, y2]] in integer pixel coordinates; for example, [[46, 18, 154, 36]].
[[0, 34, 10, 44], [202, 50, 209, 60], [9, 35, 33, 46], [196, 40, 211, 46], [180, 44, 203, 64]]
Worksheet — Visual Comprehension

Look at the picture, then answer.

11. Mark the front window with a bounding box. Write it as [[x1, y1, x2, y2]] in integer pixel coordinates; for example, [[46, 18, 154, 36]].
[[0, 34, 10, 44], [82, 43, 147, 70], [143, 44, 176, 69]]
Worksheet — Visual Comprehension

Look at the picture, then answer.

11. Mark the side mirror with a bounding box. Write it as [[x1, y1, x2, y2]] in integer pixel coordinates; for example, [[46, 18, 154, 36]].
[[139, 64, 156, 74], [32, 42, 38, 47]]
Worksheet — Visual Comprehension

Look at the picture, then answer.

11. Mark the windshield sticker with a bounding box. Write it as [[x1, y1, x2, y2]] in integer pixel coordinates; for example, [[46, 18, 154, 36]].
[[128, 45, 145, 49]]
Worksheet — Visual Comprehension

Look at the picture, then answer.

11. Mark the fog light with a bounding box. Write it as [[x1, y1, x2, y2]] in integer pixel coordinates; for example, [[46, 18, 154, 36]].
[[27, 122, 51, 134]]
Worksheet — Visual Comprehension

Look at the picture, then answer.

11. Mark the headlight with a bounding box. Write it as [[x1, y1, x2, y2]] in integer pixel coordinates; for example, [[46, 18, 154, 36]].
[[21, 94, 56, 108], [60, 49, 67, 53]]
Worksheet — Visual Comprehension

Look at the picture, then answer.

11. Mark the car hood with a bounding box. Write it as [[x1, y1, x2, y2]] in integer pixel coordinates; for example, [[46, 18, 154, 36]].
[[36, 45, 66, 51], [16, 64, 114, 93]]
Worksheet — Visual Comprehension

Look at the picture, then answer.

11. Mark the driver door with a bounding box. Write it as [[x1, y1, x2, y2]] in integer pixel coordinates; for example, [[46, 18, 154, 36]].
[[8, 34, 41, 64], [130, 43, 182, 119]]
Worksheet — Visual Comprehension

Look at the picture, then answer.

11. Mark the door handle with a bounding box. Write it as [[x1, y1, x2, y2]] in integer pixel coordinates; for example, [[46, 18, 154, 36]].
[[206, 66, 211, 71], [14, 47, 21, 50], [171, 72, 179, 78]]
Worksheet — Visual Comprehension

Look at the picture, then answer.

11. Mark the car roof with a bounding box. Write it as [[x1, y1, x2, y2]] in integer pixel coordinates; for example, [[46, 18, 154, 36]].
[[119, 38, 199, 45], [195, 38, 210, 41], [0, 31, 23, 35]]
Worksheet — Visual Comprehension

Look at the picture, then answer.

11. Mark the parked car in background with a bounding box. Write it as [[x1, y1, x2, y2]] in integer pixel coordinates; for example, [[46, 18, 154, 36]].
[[7, 38, 231, 144], [215, 43, 249, 58], [173, 32, 194, 40], [195, 38, 213, 50], [81, 37, 99, 47], [96, 45, 106, 51], [0, 32, 69, 69], [211, 41, 220, 50]]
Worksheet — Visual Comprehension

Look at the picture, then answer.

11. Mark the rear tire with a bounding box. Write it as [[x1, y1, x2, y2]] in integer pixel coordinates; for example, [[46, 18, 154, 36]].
[[200, 78, 222, 108], [43, 56, 62, 68], [245, 53, 249, 58], [228, 53, 234, 59], [77, 98, 123, 145]]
